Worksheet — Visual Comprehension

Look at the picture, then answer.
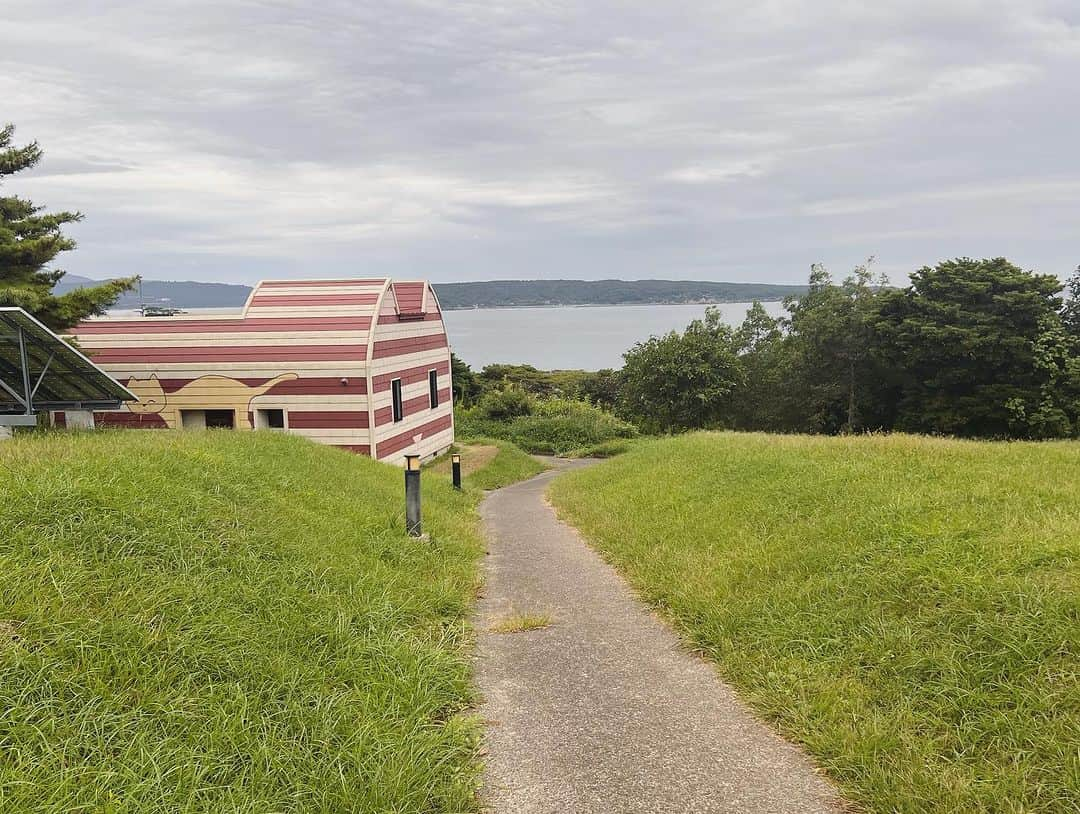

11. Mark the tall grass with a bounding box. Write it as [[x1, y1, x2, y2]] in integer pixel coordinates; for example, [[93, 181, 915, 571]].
[[0, 431, 484, 813], [549, 432, 1080, 813]]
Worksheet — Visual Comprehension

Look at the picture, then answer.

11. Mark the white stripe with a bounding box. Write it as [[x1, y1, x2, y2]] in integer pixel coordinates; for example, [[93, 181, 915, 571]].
[[78, 332, 370, 347]]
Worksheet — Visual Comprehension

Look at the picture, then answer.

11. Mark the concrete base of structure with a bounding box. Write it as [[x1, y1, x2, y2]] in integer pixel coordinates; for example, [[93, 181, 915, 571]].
[[65, 410, 97, 430]]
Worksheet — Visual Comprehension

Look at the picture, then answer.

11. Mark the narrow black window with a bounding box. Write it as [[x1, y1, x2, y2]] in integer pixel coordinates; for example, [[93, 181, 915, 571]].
[[428, 369, 439, 409], [391, 379, 404, 422]]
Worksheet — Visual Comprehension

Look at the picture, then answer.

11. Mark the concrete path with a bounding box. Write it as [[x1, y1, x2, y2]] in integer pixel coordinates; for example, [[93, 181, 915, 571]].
[[475, 462, 845, 814]]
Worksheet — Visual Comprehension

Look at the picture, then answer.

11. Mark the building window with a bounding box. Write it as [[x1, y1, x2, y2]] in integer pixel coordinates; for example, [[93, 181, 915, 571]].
[[428, 369, 439, 409], [180, 409, 235, 430], [256, 408, 285, 430], [205, 410, 235, 429], [391, 378, 404, 422]]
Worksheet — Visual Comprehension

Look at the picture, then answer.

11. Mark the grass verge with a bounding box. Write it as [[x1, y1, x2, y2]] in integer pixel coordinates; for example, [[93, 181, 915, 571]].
[[0, 430, 484, 813], [443, 438, 546, 491], [548, 432, 1080, 814]]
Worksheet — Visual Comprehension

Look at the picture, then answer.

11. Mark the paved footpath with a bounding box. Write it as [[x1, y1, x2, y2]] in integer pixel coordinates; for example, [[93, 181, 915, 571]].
[[475, 462, 846, 814]]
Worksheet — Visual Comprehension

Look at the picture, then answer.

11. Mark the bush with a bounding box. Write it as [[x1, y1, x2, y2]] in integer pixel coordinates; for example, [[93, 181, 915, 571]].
[[459, 397, 637, 456], [514, 400, 636, 455], [454, 410, 505, 440], [476, 385, 534, 420]]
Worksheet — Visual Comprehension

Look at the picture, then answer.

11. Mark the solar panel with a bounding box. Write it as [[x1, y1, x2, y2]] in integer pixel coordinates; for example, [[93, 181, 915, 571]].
[[0, 307, 135, 420]]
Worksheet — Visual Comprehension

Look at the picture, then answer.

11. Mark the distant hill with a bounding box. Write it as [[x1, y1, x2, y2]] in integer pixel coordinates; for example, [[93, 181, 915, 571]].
[[433, 279, 808, 309], [55, 275, 252, 309], [54, 275, 807, 311]]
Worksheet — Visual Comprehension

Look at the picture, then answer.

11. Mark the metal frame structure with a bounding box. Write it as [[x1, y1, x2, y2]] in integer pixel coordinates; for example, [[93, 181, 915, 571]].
[[0, 307, 135, 426]]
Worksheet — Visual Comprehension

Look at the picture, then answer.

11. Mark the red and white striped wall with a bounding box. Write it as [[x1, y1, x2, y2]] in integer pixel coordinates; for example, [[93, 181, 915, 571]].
[[67, 278, 455, 465]]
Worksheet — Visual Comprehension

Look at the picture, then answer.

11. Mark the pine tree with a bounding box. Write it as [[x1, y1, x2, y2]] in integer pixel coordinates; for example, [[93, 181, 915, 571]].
[[0, 123, 134, 330]]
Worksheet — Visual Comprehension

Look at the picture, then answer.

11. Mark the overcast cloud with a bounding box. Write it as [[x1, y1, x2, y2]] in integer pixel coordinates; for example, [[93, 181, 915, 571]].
[[3, 1, 1078, 285]]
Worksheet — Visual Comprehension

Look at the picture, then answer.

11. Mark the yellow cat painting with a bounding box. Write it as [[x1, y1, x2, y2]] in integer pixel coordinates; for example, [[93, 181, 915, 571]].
[[125, 373, 299, 429]]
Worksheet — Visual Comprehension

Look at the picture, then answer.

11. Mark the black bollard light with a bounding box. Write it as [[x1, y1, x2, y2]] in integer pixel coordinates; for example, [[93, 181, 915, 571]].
[[451, 452, 462, 490], [404, 454, 422, 537]]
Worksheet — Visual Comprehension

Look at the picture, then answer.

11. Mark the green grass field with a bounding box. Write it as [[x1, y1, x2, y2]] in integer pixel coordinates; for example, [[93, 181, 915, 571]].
[[0, 431, 489, 813], [431, 438, 546, 491], [549, 433, 1080, 813]]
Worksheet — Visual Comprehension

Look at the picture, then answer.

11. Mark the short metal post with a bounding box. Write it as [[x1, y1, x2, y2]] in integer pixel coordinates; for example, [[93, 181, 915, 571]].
[[404, 454, 422, 537], [451, 453, 462, 490]]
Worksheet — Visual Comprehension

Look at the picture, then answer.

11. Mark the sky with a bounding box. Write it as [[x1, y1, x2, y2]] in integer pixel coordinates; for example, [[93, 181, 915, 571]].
[[3, 1, 1079, 286]]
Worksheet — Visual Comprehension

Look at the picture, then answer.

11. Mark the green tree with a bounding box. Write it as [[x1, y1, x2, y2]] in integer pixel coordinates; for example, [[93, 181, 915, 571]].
[[874, 257, 1071, 438], [578, 368, 621, 411], [450, 352, 481, 406], [0, 123, 133, 330], [730, 301, 791, 430], [1005, 314, 1080, 438], [1062, 265, 1080, 338], [618, 307, 743, 433], [783, 260, 891, 433]]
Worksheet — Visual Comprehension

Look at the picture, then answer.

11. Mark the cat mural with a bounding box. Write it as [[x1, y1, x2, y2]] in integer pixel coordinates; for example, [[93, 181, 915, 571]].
[[125, 373, 299, 430]]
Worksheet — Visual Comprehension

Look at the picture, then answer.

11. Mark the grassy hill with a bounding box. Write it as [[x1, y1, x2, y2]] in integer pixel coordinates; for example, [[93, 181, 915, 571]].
[[549, 433, 1080, 813], [0, 432, 486, 812]]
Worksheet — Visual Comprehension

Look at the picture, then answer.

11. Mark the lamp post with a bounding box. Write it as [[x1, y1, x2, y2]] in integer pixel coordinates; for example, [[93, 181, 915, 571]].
[[451, 453, 462, 490], [404, 454, 422, 537]]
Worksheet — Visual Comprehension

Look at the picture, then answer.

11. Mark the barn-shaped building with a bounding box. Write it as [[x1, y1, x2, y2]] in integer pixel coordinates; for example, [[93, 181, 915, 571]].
[[65, 278, 454, 464]]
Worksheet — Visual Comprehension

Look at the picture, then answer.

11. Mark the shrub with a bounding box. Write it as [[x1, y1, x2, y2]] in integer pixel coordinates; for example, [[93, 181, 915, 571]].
[[510, 400, 637, 456], [454, 410, 506, 440], [477, 385, 534, 420], [459, 397, 637, 456]]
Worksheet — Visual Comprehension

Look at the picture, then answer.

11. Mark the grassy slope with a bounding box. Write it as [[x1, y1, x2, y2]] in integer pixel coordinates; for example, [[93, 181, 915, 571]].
[[0, 431, 486, 813], [457, 439, 546, 491], [549, 433, 1080, 813]]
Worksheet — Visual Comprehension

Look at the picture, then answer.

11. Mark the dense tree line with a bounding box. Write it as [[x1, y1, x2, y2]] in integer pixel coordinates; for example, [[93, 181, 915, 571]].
[[618, 258, 1080, 440]]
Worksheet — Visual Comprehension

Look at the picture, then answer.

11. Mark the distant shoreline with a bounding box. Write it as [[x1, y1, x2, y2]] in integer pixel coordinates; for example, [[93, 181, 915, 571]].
[[107, 299, 785, 317], [441, 298, 789, 311], [68, 275, 807, 312]]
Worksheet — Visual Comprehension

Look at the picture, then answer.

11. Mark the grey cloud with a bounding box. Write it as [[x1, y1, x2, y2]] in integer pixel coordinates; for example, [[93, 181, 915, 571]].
[[2, 0, 1078, 285]]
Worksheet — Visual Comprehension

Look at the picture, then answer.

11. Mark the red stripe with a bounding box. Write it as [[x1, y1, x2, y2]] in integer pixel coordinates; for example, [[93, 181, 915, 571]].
[[248, 294, 379, 307], [287, 410, 369, 429], [259, 279, 385, 288], [146, 376, 366, 395], [95, 411, 169, 429], [375, 389, 452, 426], [376, 414, 453, 459], [89, 345, 367, 363], [392, 282, 426, 315], [371, 333, 447, 360], [72, 317, 371, 334], [372, 360, 449, 392], [333, 444, 372, 455]]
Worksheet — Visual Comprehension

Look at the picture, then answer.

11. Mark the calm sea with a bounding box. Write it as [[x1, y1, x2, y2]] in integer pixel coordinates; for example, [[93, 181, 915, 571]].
[[108, 301, 786, 371], [443, 301, 785, 370]]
